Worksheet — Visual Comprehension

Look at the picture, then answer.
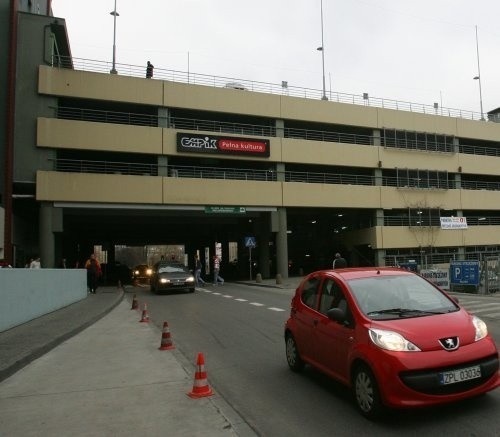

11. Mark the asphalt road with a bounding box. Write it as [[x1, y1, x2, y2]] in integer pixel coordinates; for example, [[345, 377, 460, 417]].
[[128, 284, 500, 437]]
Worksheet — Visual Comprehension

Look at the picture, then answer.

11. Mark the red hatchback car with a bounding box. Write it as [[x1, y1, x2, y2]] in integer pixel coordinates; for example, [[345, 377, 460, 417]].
[[284, 268, 499, 419]]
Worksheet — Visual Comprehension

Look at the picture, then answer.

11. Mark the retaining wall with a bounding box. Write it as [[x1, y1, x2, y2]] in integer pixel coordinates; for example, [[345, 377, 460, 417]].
[[0, 269, 87, 332]]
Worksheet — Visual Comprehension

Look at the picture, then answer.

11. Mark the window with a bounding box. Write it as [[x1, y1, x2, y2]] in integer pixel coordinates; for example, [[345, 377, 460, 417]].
[[301, 276, 321, 309], [396, 168, 449, 190]]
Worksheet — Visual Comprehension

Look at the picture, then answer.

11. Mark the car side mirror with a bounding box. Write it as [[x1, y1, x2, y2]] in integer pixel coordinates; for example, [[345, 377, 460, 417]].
[[327, 307, 346, 324]]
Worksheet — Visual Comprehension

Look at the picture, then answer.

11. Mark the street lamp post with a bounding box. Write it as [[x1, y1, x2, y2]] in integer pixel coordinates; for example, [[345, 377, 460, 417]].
[[317, 0, 327, 100], [110, 0, 119, 74], [473, 25, 484, 121]]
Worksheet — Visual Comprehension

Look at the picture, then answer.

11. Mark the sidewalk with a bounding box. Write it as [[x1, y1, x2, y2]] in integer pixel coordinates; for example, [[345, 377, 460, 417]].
[[0, 287, 256, 436]]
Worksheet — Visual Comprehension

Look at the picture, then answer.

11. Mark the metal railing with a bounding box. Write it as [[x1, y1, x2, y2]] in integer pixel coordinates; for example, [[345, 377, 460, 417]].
[[384, 216, 500, 226], [52, 160, 500, 194], [285, 128, 372, 145], [170, 117, 275, 137], [56, 106, 158, 127], [53, 104, 500, 158], [461, 180, 500, 191], [54, 57, 485, 122], [170, 165, 276, 181], [53, 159, 158, 176]]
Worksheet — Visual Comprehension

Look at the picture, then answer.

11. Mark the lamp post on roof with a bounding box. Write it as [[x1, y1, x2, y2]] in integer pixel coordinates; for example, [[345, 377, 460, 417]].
[[473, 25, 484, 121], [317, 0, 328, 100], [110, 0, 119, 74]]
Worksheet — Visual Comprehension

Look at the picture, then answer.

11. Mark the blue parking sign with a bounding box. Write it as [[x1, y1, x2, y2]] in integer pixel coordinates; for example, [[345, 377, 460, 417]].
[[450, 261, 480, 285]]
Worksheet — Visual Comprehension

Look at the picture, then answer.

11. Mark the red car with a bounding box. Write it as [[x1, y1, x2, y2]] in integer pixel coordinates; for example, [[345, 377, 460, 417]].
[[284, 267, 499, 419]]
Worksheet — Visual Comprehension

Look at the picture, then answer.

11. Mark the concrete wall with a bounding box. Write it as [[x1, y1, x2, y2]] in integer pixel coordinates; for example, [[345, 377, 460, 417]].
[[0, 269, 87, 332]]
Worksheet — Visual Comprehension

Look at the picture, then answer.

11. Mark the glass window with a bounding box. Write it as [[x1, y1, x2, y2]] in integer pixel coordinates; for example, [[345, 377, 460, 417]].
[[301, 276, 321, 309]]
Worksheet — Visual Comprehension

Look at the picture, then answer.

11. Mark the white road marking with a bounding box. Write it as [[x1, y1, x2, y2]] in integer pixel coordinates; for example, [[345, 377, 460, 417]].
[[250, 302, 264, 307], [235, 298, 248, 302], [213, 292, 221, 296], [268, 307, 286, 312], [223, 295, 233, 298]]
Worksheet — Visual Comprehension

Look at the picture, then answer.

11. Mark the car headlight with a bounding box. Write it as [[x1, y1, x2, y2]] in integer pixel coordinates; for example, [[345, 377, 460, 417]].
[[369, 328, 421, 352], [160, 278, 170, 284], [472, 315, 488, 341], [134, 270, 139, 275], [146, 269, 153, 276], [186, 276, 195, 283]]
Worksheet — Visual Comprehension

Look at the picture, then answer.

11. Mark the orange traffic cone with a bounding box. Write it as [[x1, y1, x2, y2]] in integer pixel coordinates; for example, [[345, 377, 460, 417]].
[[158, 321, 175, 350], [139, 303, 150, 323], [131, 294, 139, 310], [187, 353, 213, 398]]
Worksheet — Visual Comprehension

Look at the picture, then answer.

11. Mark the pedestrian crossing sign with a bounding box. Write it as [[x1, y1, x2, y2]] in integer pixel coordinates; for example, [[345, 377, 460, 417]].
[[245, 236, 256, 248]]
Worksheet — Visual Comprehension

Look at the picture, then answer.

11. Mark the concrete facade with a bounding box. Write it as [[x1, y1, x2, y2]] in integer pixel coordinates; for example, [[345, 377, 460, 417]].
[[3, 7, 500, 278]]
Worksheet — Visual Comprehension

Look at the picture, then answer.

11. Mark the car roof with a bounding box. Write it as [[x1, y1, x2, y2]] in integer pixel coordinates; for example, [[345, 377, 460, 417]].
[[321, 267, 415, 281]]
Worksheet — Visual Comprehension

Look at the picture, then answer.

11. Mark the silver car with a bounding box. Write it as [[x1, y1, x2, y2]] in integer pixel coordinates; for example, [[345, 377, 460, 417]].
[[150, 262, 195, 294]]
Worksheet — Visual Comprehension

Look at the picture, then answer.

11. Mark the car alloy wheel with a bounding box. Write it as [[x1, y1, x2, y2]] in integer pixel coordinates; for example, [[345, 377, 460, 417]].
[[285, 334, 304, 372], [353, 365, 383, 419]]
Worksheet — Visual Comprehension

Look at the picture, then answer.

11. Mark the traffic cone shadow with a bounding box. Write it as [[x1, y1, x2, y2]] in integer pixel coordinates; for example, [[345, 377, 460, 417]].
[[187, 352, 213, 398], [159, 321, 175, 350]]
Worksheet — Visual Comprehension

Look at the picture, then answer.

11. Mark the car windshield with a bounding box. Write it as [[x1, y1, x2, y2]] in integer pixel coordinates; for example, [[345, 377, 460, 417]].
[[346, 274, 459, 320], [158, 264, 187, 274]]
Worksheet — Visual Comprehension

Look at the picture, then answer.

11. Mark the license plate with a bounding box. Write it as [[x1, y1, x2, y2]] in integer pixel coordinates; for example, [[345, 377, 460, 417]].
[[439, 365, 481, 385]]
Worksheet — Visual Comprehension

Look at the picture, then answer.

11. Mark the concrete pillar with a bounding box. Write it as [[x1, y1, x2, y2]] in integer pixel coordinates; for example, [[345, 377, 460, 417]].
[[158, 107, 169, 128], [372, 129, 381, 147], [373, 168, 383, 187], [158, 108, 170, 176], [374, 249, 386, 267], [274, 120, 288, 278], [456, 247, 466, 260], [275, 207, 289, 279], [39, 202, 55, 268], [276, 162, 285, 182], [275, 119, 285, 138], [257, 213, 271, 278], [375, 209, 384, 226], [158, 155, 169, 176]]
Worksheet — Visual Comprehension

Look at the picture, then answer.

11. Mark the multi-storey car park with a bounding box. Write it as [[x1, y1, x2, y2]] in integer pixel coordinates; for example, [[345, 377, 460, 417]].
[[2, 5, 500, 281]]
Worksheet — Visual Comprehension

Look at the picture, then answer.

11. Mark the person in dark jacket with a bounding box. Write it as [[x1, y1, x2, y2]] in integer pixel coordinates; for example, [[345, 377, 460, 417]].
[[85, 253, 102, 294], [146, 61, 154, 78], [332, 252, 347, 269]]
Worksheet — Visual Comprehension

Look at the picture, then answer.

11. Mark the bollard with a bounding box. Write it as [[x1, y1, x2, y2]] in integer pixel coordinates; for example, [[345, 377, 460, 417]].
[[276, 273, 283, 285], [256, 273, 262, 283]]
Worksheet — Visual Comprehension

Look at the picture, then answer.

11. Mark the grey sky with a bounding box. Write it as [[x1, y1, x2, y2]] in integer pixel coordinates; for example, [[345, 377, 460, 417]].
[[52, 0, 500, 115]]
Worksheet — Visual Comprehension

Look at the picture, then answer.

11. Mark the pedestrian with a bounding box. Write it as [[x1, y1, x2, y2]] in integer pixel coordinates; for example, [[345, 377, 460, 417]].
[[332, 252, 347, 269], [146, 61, 154, 79], [194, 255, 205, 287], [213, 255, 224, 286], [85, 253, 102, 294], [60, 258, 67, 269], [30, 256, 41, 268]]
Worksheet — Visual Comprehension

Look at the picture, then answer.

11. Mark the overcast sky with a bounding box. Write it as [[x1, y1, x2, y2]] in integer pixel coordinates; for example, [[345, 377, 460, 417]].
[[52, 0, 500, 115]]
